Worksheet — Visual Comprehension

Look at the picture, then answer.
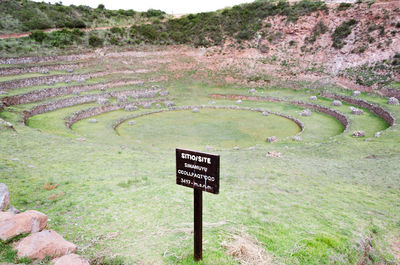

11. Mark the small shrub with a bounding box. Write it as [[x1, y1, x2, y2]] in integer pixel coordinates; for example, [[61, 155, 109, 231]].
[[396, 22, 400, 28], [332, 19, 358, 49], [30, 30, 47, 42], [337, 3, 352, 11], [142, 9, 165, 18], [89, 34, 103, 47]]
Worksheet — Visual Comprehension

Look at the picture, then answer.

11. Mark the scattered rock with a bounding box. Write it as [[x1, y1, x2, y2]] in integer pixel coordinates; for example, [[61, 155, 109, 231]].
[[266, 151, 282, 158], [97, 98, 109, 105], [292, 136, 302, 141], [14, 230, 77, 260], [208, 101, 216, 104], [46, 81, 55, 86], [388, 97, 399, 105], [72, 91, 80, 95], [351, 108, 364, 115], [0, 210, 48, 241], [39, 69, 49, 74], [235, 99, 242, 104], [164, 101, 175, 108], [375, 132, 382, 138], [88, 119, 97, 123], [53, 254, 90, 265], [192, 107, 199, 113], [142, 102, 152, 109], [248, 88, 256, 94], [77, 78, 86, 83], [66, 69, 74, 73], [100, 87, 106, 91], [117, 96, 128, 103], [352, 130, 365, 137], [0, 91, 8, 95], [266, 136, 277, 143], [0, 183, 10, 210], [309, 96, 317, 100], [128, 121, 136, 125], [159, 90, 169, 96], [7, 207, 20, 214], [155, 103, 162, 109], [353, 90, 361, 96], [0, 119, 16, 131], [300, 109, 312, 117], [0, 212, 14, 222], [332, 100, 342, 106], [124, 105, 138, 111], [233, 146, 239, 150], [262, 111, 269, 116]]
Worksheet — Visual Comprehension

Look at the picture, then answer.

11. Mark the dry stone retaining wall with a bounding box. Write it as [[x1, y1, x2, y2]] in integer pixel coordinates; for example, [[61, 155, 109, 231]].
[[0, 62, 89, 77], [66, 99, 166, 128], [321, 92, 395, 126], [0, 53, 95, 65], [22, 88, 164, 123], [210, 94, 349, 132], [112, 105, 305, 141], [0, 70, 138, 91], [2, 80, 145, 106]]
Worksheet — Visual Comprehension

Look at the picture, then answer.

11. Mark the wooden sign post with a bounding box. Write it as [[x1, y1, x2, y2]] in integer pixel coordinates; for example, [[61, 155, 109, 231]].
[[176, 148, 220, 261]]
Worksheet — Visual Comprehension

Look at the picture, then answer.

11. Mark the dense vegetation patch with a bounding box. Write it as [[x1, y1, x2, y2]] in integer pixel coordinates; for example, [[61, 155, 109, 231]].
[[2, 0, 328, 52], [340, 54, 400, 87], [331, 19, 358, 49], [0, 0, 140, 33]]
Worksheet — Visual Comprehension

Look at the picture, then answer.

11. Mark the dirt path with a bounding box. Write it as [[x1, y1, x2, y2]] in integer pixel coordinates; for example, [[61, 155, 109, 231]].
[[0, 25, 131, 40]]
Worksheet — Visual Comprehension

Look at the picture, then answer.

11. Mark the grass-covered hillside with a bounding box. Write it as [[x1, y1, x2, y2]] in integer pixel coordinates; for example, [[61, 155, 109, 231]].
[[0, 0, 166, 34]]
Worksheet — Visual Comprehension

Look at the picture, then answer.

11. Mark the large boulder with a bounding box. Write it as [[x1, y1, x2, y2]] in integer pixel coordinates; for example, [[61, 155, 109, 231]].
[[14, 230, 76, 260], [332, 100, 342, 106], [300, 109, 312, 117], [266, 136, 277, 143], [0, 183, 9, 210], [388, 97, 399, 105], [53, 254, 89, 265], [352, 130, 365, 138], [351, 108, 364, 115], [0, 212, 14, 222], [0, 210, 48, 241]]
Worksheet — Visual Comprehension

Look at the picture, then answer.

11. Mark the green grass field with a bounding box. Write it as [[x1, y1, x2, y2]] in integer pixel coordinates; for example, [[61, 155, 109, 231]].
[[0, 50, 399, 265]]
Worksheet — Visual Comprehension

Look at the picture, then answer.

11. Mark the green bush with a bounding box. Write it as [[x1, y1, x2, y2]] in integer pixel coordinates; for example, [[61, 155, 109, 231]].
[[64, 19, 86, 29], [142, 9, 165, 18], [332, 19, 357, 49], [337, 3, 352, 11], [30, 30, 47, 42], [89, 34, 103, 47]]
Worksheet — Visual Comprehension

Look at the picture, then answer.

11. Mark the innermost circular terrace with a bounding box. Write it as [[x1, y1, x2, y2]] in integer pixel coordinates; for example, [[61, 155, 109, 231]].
[[115, 106, 303, 150]]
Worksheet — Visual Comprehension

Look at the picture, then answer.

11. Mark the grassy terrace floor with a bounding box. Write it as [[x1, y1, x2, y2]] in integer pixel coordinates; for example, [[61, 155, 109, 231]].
[[0, 51, 400, 265]]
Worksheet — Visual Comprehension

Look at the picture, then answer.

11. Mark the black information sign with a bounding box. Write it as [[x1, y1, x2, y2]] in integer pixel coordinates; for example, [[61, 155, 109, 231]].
[[176, 148, 220, 261], [176, 148, 220, 194]]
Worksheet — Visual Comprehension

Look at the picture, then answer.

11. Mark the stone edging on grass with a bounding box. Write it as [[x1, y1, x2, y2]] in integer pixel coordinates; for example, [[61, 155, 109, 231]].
[[112, 105, 305, 141], [0, 62, 89, 77], [66, 99, 168, 128], [320, 92, 396, 127], [0, 70, 139, 91], [209, 94, 350, 133], [2, 80, 146, 106], [0, 53, 95, 65], [22, 88, 165, 124]]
